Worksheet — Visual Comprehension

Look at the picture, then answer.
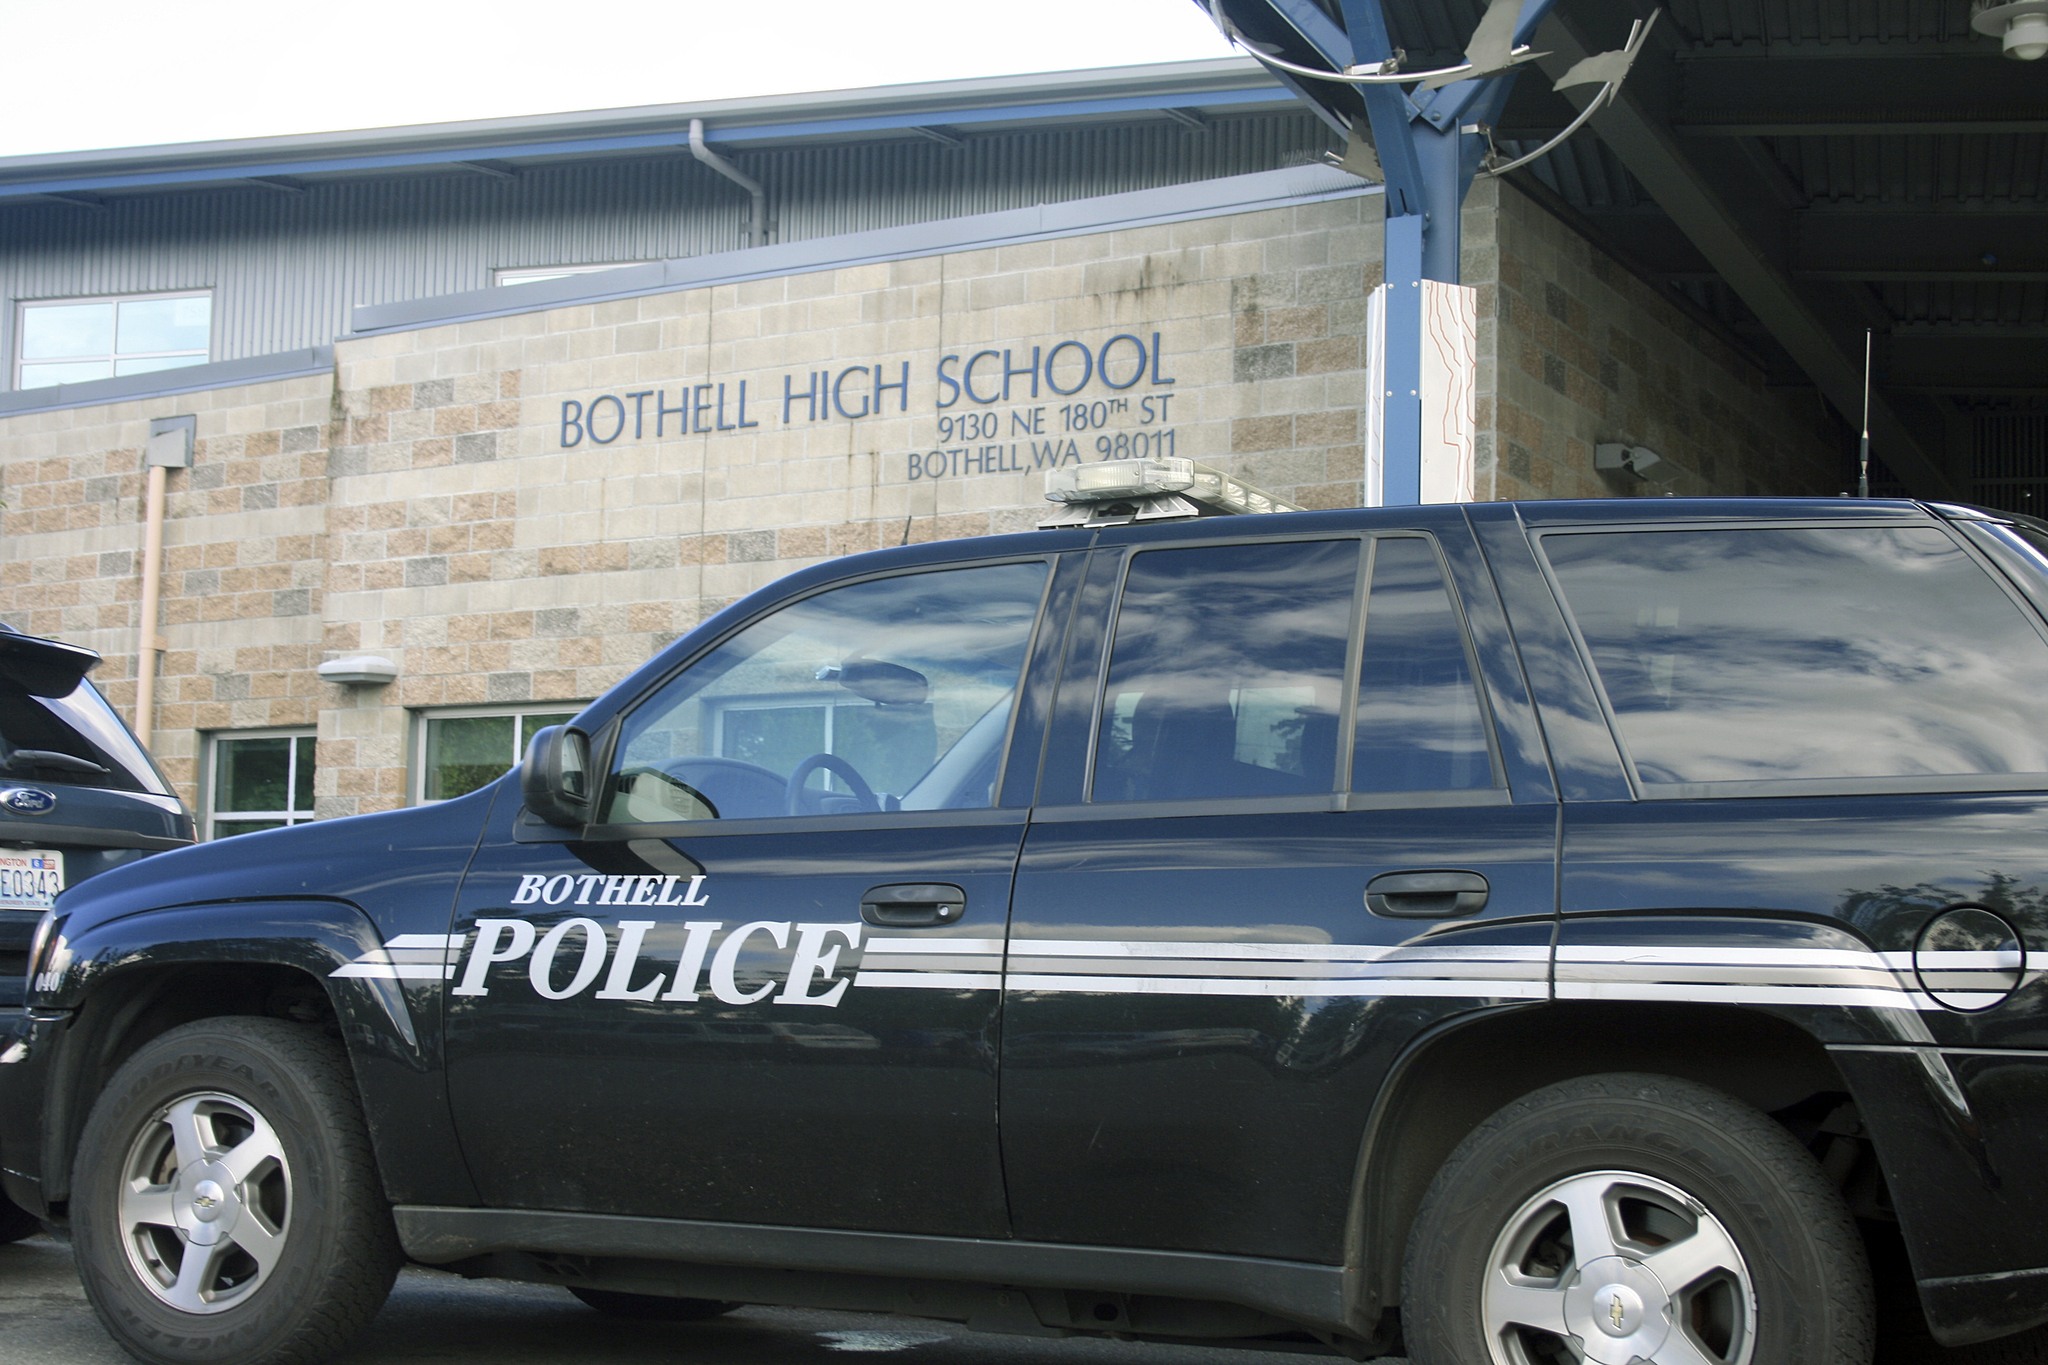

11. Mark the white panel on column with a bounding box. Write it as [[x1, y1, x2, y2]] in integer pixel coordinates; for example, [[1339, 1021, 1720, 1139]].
[[1363, 283, 1388, 507], [1418, 280, 1478, 504]]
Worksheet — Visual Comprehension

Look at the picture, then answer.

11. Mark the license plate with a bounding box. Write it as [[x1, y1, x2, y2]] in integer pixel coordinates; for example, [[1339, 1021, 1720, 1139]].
[[0, 849, 64, 911]]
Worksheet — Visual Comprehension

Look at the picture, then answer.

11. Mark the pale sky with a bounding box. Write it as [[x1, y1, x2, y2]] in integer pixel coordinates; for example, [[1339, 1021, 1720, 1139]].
[[0, 0, 1243, 158]]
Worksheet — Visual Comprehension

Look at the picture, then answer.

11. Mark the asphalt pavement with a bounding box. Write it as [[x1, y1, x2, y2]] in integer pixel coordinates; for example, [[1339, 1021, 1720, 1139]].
[[0, 1231, 1404, 1365]]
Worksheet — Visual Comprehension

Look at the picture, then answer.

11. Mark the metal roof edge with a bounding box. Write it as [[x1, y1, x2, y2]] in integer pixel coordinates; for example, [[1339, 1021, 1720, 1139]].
[[0, 58, 1278, 196], [350, 165, 1381, 338], [0, 348, 334, 420]]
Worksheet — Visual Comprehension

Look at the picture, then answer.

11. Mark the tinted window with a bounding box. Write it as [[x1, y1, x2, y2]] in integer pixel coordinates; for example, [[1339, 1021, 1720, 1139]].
[[0, 679, 170, 795], [1545, 525, 2048, 786], [1093, 539, 1357, 803], [600, 561, 1047, 823], [1353, 538, 1494, 793]]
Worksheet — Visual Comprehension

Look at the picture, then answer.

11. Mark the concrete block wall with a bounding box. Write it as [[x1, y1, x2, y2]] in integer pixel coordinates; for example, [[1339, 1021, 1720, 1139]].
[[1467, 179, 1841, 500], [0, 193, 1386, 823], [0, 374, 334, 801]]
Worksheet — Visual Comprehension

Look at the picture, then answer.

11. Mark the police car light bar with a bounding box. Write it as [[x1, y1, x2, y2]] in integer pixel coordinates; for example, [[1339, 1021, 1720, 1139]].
[[1040, 458, 1302, 528]]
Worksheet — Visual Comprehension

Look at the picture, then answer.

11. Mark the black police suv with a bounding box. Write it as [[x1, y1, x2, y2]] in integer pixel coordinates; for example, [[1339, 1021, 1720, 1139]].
[[0, 625, 191, 1244], [6, 494, 2048, 1365]]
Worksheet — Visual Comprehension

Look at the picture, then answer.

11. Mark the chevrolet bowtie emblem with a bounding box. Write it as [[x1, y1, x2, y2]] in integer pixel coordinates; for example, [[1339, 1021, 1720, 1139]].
[[1610, 1291, 1625, 1330], [193, 1193, 219, 1209]]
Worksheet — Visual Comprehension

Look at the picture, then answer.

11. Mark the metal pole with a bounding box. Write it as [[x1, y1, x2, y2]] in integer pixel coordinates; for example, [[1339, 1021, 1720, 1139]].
[[1858, 328, 1873, 498]]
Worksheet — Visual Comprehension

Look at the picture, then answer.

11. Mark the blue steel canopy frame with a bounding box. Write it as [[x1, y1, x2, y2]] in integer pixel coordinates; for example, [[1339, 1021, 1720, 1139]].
[[1206, 0, 1557, 504]]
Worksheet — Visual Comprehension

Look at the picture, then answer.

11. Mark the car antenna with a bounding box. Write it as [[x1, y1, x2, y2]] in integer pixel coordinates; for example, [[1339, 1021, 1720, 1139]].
[[1858, 328, 1873, 499]]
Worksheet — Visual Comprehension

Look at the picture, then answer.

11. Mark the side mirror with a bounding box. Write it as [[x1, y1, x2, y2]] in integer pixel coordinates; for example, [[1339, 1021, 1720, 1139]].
[[520, 725, 591, 828]]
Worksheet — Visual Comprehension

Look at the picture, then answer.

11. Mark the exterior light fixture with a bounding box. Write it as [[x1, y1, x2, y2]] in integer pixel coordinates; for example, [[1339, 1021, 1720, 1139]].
[[1596, 443, 1671, 482], [316, 655, 398, 687], [1973, 1, 2048, 60]]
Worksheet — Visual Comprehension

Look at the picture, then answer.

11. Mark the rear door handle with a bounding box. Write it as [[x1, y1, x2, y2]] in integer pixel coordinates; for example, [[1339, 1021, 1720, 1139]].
[[1365, 870, 1490, 919], [861, 883, 967, 928]]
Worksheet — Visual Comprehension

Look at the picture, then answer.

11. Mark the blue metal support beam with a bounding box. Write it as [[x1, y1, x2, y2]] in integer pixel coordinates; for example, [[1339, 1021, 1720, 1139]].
[[1301, 0, 1557, 503], [1336, 0, 1426, 502]]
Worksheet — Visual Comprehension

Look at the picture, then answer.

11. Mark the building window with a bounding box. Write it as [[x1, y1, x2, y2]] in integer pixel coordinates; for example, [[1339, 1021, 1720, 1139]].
[[16, 292, 212, 390], [493, 263, 649, 288], [208, 731, 316, 839], [417, 706, 580, 803]]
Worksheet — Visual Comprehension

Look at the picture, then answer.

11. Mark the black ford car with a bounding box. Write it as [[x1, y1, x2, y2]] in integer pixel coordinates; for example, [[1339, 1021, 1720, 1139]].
[[6, 483, 2048, 1365]]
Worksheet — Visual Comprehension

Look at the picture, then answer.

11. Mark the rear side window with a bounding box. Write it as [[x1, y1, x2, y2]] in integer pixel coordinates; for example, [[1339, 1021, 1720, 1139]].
[[1353, 537, 1495, 793], [1544, 524, 2048, 789], [1093, 539, 1357, 803]]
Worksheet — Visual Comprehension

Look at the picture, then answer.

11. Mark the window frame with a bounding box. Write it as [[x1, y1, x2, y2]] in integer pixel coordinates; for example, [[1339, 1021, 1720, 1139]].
[[1535, 517, 2048, 801], [14, 289, 214, 390], [205, 728, 317, 840], [413, 703, 584, 806]]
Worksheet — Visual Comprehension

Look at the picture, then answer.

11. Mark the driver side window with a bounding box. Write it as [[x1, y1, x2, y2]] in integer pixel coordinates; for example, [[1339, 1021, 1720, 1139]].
[[598, 560, 1049, 824]]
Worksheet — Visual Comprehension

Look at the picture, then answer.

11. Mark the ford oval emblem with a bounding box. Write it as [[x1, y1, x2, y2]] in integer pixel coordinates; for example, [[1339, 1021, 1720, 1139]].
[[0, 788, 57, 816]]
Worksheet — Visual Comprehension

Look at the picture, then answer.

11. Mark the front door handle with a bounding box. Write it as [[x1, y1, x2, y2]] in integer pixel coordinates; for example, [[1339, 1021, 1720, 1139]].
[[1366, 870, 1490, 919], [861, 883, 966, 928]]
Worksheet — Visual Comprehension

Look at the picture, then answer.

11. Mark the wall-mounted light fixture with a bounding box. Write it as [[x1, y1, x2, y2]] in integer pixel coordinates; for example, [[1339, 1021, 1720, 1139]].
[[1596, 442, 1671, 481], [1973, 1, 2048, 60], [316, 655, 398, 687]]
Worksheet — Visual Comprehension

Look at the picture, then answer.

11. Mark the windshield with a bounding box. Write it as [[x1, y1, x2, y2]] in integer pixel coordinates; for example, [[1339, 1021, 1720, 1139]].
[[0, 676, 173, 796]]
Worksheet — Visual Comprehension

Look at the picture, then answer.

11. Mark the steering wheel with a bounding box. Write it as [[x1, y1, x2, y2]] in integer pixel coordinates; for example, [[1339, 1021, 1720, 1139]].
[[666, 757, 786, 820], [785, 752, 880, 816], [618, 766, 719, 821]]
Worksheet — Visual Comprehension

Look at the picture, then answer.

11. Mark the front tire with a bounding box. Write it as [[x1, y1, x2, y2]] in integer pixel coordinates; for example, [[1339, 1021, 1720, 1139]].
[[1402, 1072, 1873, 1365], [71, 1017, 401, 1365]]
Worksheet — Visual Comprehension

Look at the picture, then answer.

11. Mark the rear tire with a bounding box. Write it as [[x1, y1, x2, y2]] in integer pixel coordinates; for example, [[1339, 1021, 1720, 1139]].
[[1402, 1072, 1873, 1365], [567, 1286, 739, 1321], [70, 1017, 401, 1365]]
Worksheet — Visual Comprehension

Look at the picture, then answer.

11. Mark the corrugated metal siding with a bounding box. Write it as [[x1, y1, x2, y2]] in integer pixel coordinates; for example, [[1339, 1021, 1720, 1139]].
[[0, 111, 1326, 380], [1970, 405, 2048, 517], [1668, 0, 1972, 47], [1771, 133, 2048, 205]]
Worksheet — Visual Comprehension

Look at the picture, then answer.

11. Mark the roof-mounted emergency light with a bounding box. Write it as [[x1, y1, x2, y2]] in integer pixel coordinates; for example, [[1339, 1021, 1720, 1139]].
[[1040, 457, 1303, 528]]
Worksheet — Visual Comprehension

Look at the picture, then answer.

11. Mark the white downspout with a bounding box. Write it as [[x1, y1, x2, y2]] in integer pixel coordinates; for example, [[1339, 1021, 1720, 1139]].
[[135, 416, 193, 752], [688, 118, 766, 248], [133, 464, 167, 751]]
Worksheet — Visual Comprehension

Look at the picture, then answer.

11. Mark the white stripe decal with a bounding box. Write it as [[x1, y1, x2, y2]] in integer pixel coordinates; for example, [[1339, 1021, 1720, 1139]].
[[331, 962, 453, 980], [864, 937, 1006, 956], [323, 927, 2044, 1013], [1005, 973, 1551, 1000], [853, 971, 1004, 991], [1005, 956, 1547, 982], [1559, 945, 1890, 969], [1008, 938, 1551, 964], [1556, 980, 1949, 1010]]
